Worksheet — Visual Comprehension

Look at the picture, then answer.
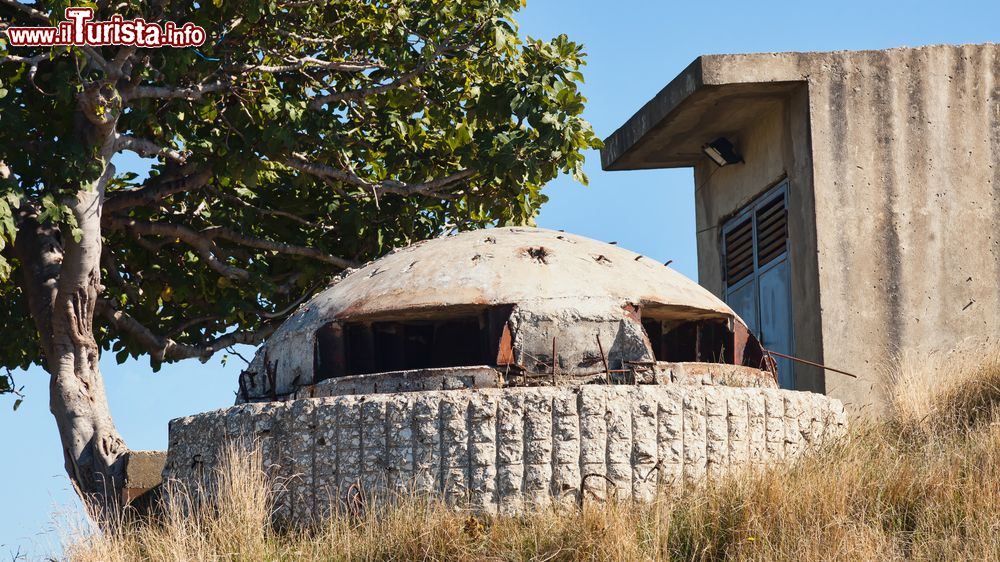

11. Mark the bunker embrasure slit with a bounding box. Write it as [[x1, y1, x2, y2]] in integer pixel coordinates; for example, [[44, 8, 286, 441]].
[[314, 306, 514, 379]]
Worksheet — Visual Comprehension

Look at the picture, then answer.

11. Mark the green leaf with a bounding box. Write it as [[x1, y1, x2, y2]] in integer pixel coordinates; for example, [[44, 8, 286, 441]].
[[0, 0, 601, 380]]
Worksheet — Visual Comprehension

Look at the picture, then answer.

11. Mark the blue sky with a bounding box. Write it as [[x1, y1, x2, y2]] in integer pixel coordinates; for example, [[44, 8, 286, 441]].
[[3, 0, 999, 557]]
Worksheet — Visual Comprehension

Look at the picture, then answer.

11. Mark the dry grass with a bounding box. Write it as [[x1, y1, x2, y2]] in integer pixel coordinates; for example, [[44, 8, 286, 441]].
[[65, 347, 1000, 561]]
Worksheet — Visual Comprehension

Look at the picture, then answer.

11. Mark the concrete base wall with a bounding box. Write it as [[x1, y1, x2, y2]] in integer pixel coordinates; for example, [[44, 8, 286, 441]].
[[165, 385, 846, 519], [123, 450, 166, 504]]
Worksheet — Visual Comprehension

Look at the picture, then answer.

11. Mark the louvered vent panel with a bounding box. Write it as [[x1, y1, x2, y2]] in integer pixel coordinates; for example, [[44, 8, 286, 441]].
[[755, 196, 787, 267], [724, 217, 754, 287]]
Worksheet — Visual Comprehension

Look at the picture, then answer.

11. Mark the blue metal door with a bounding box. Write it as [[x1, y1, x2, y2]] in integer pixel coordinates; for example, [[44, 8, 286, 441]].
[[722, 182, 794, 388]]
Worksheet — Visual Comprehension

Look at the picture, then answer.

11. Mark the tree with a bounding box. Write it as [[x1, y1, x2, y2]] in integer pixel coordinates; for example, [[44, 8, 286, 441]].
[[0, 0, 600, 513]]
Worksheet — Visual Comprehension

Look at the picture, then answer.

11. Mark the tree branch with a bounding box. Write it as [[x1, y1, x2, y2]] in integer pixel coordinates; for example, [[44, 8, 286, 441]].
[[104, 167, 211, 213], [306, 29, 484, 109], [0, 53, 46, 66], [100, 249, 140, 303], [116, 135, 187, 164], [108, 46, 136, 80], [274, 29, 341, 44], [79, 45, 109, 73], [12, 214, 62, 361], [255, 285, 317, 319], [0, 53, 50, 96], [235, 55, 383, 74], [309, 65, 425, 109], [201, 224, 357, 269], [107, 214, 356, 276], [96, 299, 275, 363], [166, 315, 221, 339], [0, 0, 50, 23], [124, 80, 228, 101], [283, 152, 475, 199], [208, 187, 336, 232], [279, 0, 326, 7], [106, 216, 251, 281]]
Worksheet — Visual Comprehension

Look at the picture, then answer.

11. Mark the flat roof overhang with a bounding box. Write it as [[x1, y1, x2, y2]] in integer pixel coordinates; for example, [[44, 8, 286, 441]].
[[601, 56, 804, 171]]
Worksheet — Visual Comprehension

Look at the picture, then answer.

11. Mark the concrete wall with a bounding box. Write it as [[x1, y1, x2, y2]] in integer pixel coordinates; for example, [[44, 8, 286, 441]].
[[805, 45, 1000, 410], [676, 44, 1000, 410], [165, 385, 846, 518], [693, 86, 825, 393]]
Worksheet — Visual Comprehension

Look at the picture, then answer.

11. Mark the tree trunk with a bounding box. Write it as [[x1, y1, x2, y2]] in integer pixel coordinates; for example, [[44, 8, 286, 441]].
[[16, 165, 129, 514], [48, 347, 128, 513]]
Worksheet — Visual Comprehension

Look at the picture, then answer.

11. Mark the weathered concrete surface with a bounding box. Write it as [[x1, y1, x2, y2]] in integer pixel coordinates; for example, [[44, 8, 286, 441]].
[[293, 366, 503, 400], [241, 227, 755, 401], [659, 362, 778, 388], [602, 44, 1000, 411], [165, 385, 845, 518], [688, 85, 825, 394], [123, 450, 166, 504], [293, 362, 776, 401]]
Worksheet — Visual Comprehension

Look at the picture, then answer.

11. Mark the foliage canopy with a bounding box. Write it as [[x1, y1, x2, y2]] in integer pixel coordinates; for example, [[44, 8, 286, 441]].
[[0, 0, 601, 378]]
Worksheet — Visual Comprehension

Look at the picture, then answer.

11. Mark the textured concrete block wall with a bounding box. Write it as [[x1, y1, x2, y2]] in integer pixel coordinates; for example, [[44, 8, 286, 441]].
[[165, 385, 846, 519]]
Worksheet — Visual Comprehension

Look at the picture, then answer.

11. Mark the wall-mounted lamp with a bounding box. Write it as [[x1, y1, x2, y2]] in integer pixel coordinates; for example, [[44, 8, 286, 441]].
[[702, 137, 743, 167]]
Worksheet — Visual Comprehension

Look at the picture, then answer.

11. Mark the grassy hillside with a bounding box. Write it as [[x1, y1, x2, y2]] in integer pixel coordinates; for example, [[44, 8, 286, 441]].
[[65, 345, 1000, 561]]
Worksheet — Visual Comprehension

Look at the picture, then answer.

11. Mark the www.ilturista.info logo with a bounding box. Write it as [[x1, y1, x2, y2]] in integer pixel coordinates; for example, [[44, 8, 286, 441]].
[[5, 7, 206, 47]]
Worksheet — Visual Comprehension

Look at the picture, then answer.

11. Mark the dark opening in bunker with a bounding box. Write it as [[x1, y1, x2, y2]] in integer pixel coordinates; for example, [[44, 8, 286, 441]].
[[314, 306, 513, 380], [641, 316, 734, 364]]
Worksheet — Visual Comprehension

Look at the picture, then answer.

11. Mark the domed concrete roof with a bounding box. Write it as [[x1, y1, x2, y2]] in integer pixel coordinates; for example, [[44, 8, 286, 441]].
[[241, 227, 751, 401], [298, 226, 735, 319]]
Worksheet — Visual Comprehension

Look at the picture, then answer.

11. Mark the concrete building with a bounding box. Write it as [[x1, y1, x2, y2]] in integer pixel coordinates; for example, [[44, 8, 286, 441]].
[[602, 43, 1000, 411], [163, 228, 846, 516], [235, 226, 776, 401]]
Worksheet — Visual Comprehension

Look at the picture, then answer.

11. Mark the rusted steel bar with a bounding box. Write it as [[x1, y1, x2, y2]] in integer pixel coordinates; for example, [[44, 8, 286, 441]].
[[551, 337, 558, 385], [596, 334, 610, 384], [765, 350, 858, 379]]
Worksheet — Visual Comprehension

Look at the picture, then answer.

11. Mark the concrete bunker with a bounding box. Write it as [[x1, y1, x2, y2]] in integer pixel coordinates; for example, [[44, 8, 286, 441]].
[[235, 227, 775, 402], [164, 227, 846, 516], [308, 302, 766, 385]]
